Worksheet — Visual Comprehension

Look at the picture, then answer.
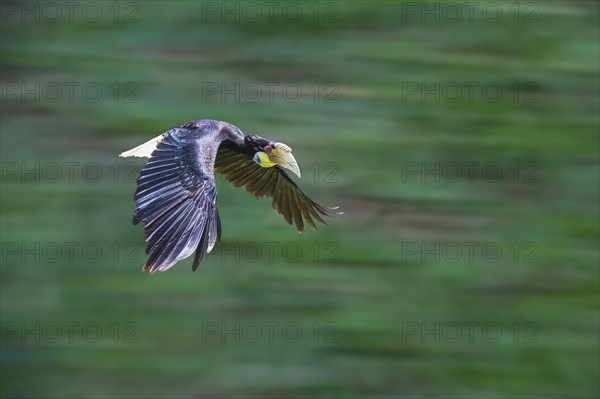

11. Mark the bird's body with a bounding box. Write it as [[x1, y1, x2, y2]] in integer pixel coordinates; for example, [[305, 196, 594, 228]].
[[120, 119, 339, 273]]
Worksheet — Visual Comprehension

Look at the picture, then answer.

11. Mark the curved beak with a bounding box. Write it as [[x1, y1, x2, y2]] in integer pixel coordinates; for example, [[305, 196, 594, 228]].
[[269, 142, 301, 178]]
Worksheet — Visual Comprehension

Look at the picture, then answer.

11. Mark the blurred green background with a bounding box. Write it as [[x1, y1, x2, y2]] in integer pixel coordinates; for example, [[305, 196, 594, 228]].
[[1, 1, 599, 398]]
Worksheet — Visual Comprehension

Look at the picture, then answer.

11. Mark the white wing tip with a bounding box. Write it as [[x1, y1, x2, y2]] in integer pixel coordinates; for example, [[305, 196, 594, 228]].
[[119, 150, 139, 158], [119, 134, 164, 158]]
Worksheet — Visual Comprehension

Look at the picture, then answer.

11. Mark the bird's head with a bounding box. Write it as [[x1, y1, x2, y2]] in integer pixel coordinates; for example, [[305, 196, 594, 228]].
[[246, 135, 301, 178]]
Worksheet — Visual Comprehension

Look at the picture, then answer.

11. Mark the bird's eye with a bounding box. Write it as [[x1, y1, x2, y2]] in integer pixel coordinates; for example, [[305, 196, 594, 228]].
[[264, 145, 272, 153]]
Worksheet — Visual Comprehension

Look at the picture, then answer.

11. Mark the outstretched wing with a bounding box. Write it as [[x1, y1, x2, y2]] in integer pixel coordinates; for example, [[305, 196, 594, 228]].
[[133, 133, 221, 272], [214, 142, 338, 233]]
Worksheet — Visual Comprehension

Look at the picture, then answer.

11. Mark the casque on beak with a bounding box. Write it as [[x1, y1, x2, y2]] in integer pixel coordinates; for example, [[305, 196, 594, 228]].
[[269, 142, 301, 178]]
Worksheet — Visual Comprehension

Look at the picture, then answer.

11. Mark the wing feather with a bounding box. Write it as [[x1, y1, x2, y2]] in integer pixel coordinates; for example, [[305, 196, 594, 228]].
[[214, 142, 339, 232], [133, 132, 218, 272]]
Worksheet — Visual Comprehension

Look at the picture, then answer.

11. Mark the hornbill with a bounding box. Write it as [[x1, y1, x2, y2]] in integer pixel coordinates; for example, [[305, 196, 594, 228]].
[[120, 119, 340, 273]]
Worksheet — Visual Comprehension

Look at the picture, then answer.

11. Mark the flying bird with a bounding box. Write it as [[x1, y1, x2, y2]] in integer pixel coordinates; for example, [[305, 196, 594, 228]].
[[120, 119, 340, 273]]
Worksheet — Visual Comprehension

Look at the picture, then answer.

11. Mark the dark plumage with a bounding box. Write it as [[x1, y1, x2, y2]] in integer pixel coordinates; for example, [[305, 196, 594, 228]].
[[120, 119, 340, 273]]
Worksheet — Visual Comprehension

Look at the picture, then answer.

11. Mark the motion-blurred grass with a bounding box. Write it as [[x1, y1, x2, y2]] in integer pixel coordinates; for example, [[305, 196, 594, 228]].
[[1, 1, 599, 398]]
